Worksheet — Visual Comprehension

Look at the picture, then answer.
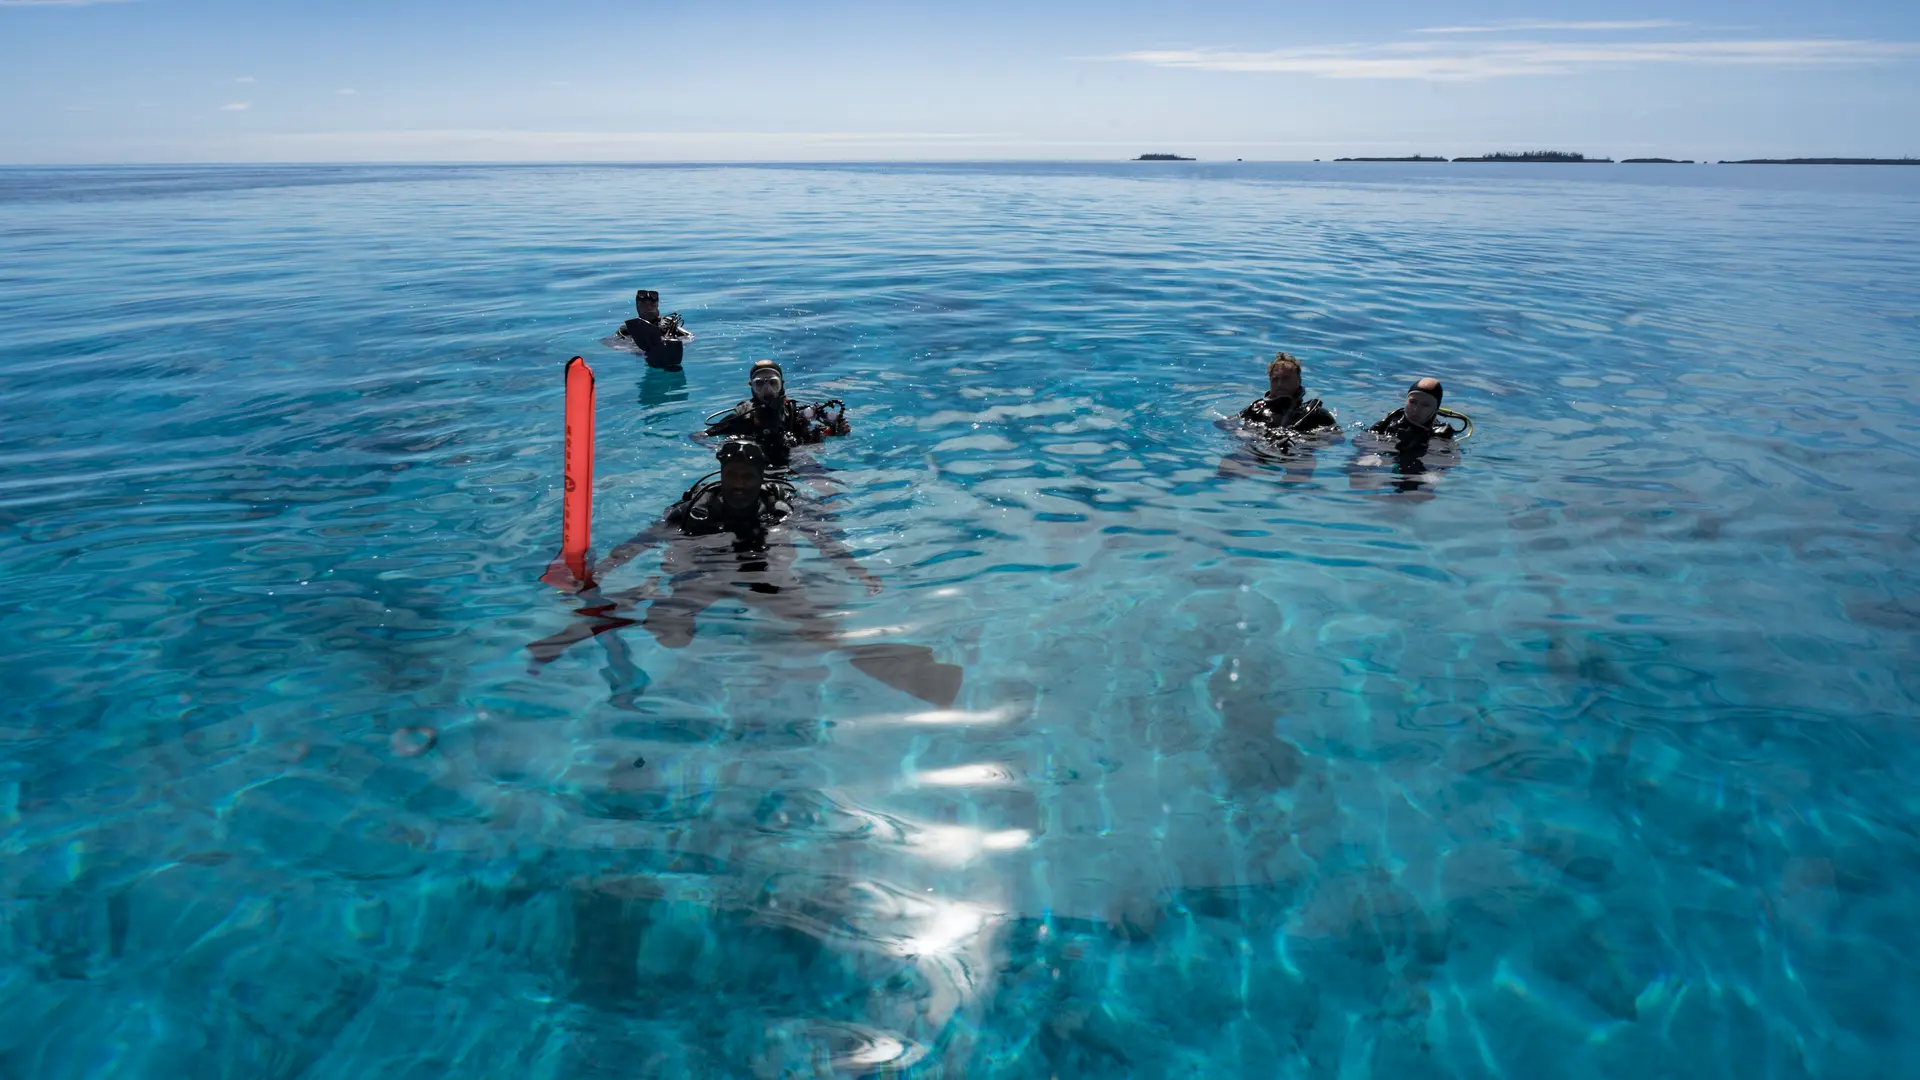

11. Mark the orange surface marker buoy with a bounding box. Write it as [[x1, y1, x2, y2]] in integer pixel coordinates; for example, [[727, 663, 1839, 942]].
[[541, 356, 596, 590]]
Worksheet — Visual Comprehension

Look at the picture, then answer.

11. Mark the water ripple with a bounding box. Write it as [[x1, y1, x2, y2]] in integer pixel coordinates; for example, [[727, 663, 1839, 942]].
[[2, 162, 1918, 1078]]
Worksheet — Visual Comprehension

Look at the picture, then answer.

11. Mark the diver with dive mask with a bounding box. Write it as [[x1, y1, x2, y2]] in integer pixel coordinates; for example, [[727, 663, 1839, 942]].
[[703, 360, 850, 468], [614, 289, 694, 369]]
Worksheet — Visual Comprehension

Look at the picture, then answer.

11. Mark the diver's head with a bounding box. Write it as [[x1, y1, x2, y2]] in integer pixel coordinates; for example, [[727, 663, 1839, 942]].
[[1405, 378, 1444, 427], [748, 360, 786, 405], [1266, 353, 1304, 406], [635, 289, 661, 321], [715, 438, 767, 508]]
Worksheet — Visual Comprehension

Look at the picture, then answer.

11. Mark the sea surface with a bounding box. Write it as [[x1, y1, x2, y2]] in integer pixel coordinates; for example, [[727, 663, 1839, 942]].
[[2, 161, 1919, 1079]]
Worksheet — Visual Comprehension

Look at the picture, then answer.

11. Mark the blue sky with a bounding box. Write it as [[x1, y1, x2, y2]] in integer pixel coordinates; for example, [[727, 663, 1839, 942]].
[[2, 0, 1916, 163]]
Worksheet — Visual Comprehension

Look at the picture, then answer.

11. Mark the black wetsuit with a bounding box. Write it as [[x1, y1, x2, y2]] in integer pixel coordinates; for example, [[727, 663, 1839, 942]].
[[704, 398, 848, 468], [635, 478, 884, 653], [617, 317, 688, 369], [1357, 409, 1458, 492], [1239, 396, 1338, 437], [529, 479, 962, 706], [1367, 409, 1456, 443], [664, 481, 792, 543]]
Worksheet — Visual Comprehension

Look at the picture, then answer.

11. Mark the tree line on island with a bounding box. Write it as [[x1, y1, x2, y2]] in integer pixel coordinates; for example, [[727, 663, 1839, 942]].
[[1133, 151, 1919, 165]]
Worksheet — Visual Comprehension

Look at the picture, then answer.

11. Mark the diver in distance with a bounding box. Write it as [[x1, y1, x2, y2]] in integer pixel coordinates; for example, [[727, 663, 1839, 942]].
[[703, 360, 850, 469], [528, 439, 960, 707], [1238, 352, 1338, 439], [614, 289, 694, 369]]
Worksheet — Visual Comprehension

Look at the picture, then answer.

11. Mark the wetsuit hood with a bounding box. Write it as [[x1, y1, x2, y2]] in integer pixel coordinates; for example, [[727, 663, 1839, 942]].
[[749, 360, 786, 405]]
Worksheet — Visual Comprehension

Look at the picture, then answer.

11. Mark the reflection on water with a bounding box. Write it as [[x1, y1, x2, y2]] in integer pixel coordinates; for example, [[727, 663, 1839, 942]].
[[1346, 429, 1463, 496], [637, 365, 689, 409], [1, 162, 1918, 1077]]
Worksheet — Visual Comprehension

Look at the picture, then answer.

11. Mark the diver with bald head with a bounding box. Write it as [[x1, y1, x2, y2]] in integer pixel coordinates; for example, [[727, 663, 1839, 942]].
[[1348, 377, 1471, 495], [703, 360, 850, 468], [1368, 378, 1462, 442]]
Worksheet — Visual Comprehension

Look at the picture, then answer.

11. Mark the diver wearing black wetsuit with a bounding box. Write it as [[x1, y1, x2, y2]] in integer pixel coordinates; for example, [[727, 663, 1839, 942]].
[[593, 438, 879, 649], [662, 441, 795, 542], [1368, 378, 1457, 443], [703, 360, 849, 468], [615, 290, 691, 368], [528, 438, 961, 706], [1346, 377, 1466, 494], [1239, 352, 1337, 438]]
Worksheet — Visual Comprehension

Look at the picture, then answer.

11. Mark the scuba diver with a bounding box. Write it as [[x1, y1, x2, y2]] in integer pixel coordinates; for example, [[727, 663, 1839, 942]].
[[1218, 351, 1340, 483], [1366, 378, 1467, 442], [703, 359, 850, 468], [649, 436, 813, 548], [1349, 377, 1471, 495], [1238, 352, 1338, 439], [529, 439, 961, 707], [614, 289, 694, 369]]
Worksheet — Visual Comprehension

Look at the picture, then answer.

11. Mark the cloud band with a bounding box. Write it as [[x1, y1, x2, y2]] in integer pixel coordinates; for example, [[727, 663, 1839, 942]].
[[1117, 34, 1920, 81]]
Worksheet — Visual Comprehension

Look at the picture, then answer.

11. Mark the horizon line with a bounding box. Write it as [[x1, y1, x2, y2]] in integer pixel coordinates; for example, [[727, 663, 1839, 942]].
[[2, 154, 1913, 168]]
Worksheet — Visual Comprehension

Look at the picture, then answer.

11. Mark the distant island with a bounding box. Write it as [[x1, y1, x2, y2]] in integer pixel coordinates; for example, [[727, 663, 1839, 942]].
[[1190, 151, 1920, 167], [1452, 151, 1611, 163], [1718, 157, 1920, 166], [1301, 152, 1918, 165]]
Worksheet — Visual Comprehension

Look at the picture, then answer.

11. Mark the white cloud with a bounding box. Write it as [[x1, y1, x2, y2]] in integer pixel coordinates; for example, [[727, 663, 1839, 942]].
[[278, 129, 1002, 146], [220, 102, 251, 111], [253, 128, 1017, 162], [335, 88, 357, 95], [1117, 36, 1920, 81], [1415, 20, 1687, 35]]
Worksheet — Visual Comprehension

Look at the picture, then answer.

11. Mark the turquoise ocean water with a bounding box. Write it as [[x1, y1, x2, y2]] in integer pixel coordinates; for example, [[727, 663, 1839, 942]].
[[2, 162, 1918, 1078]]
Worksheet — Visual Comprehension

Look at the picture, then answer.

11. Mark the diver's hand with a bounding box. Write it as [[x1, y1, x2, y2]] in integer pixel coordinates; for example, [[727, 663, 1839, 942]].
[[860, 571, 883, 596]]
